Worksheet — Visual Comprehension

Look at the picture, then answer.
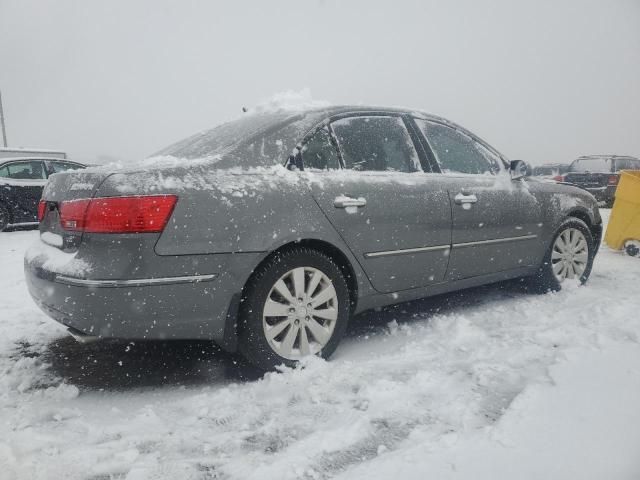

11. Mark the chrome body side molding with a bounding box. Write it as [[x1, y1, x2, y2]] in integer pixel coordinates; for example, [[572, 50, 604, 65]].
[[54, 273, 217, 288], [452, 234, 538, 248], [364, 235, 538, 258]]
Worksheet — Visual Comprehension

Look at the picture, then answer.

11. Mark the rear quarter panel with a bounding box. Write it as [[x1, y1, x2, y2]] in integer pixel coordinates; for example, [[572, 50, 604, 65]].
[[95, 165, 376, 297]]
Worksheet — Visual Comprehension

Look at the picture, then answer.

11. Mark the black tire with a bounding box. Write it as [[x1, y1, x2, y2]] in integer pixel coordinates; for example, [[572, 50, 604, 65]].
[[625, 243, 640, 257], [238, 247, 350, 371], [0, 203, 10, 232], [526, 217, 595, 293]]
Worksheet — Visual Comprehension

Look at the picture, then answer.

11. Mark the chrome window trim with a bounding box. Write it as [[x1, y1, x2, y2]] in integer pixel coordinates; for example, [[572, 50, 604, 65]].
[[54, 273, 216, 288]]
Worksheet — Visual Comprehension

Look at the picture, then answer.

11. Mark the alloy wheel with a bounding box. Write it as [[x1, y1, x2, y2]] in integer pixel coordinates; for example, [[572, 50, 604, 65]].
[[262, 266, 338, 360], [551, 228, 589, 282]]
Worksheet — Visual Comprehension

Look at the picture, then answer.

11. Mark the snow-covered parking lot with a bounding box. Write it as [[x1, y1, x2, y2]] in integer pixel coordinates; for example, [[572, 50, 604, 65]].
[[1, 210, 640, 480]]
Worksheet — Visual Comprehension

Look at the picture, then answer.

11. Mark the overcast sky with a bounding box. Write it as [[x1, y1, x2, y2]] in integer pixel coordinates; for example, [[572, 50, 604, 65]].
[[1, 0, 638, 165]]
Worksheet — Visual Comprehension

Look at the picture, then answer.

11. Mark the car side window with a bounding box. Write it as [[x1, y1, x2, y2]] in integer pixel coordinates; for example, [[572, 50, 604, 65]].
[[615, 158, 640, 171], [414, 119, 500, 175], [0, 165, 9, 178], [330, 116, 421, 173], [2, 161, 47, 180], [49, 161, 83, 174], [301, 127, 340, 170]]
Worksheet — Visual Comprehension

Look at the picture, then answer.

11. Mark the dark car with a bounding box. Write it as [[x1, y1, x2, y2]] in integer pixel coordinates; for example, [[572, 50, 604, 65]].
[[556, 155, 640, 207], [0, 157, 86, 231], [532, 163, 569, 178], [24, 106, 602, 370]]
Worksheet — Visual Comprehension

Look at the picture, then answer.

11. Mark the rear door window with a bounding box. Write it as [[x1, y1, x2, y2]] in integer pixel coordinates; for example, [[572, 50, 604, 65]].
[[414, 120, 500, 175], [330, 116, 421, 172], [1, 161, 47, 180], [301, 127, 340, 170]]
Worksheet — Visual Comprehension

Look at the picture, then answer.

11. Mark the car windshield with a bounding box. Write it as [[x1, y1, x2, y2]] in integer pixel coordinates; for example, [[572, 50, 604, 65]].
[[570, 157, 612, 173]]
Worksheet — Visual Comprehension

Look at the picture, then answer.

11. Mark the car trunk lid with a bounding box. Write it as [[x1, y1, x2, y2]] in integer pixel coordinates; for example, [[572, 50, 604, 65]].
[[564, 172, 612, 188]]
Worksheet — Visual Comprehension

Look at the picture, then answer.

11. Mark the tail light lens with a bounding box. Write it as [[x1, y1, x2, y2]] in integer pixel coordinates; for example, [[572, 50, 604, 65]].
[[59, 195, 177, 233], [59, 199, 92, 231], [37, 200, 47, 221], [608, 175, 619, 186], [553, 175, 565, 183]]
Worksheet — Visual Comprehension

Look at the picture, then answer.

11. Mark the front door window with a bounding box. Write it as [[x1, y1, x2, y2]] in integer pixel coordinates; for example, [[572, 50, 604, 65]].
[[414, 120, 501, 175]]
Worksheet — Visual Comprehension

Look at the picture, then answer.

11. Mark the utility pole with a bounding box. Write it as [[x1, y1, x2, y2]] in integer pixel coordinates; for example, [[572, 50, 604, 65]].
[[0, 89, 7, 147]]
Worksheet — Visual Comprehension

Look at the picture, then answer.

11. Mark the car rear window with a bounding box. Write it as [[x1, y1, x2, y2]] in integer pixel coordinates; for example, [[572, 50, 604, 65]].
[[570, 158, 612, 173], [155, 112, 301, 160], [533, 166, 556, 176], [49, 161, 84, 173]]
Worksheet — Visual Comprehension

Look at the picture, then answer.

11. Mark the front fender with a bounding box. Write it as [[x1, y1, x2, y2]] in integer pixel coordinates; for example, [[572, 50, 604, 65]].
[[527, 179, 602, 248]]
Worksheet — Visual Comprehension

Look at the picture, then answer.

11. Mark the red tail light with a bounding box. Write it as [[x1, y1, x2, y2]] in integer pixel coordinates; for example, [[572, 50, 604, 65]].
[[59, 195, 177, 233], [607, 175, 619, 186], [37, 200, 47, 222], [59, 199, 91, 231], [553, 175, 565, 183]]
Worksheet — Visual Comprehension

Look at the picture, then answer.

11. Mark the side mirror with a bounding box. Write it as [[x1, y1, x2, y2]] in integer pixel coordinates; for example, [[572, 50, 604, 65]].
[[510, 160, 527, 180]]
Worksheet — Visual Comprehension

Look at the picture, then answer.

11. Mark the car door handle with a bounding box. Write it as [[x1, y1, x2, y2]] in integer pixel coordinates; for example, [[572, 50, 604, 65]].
[[334, 196, 367, 208], [454, 193, 478, 205]]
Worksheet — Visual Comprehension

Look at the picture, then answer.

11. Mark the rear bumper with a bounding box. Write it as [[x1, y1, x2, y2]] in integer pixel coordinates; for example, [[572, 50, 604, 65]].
[[24, 246, 262, 346], [581, 185, 616, 203], [25, 264, 227, 341]]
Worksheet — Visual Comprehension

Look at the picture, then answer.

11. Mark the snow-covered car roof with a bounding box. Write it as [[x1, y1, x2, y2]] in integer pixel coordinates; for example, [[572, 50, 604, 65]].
[[151, 105, 503, 169]]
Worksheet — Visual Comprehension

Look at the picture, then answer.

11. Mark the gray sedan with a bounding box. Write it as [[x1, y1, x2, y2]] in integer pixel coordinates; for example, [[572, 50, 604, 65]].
[[24, 106, 602, 370]]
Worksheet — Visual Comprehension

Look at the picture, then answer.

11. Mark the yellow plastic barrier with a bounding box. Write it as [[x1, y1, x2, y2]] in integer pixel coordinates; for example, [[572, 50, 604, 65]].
[[604, 170, 640, 254]]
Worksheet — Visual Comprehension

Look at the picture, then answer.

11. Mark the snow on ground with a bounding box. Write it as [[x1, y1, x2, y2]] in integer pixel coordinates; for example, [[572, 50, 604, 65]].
[[1, 211, 640, 480]]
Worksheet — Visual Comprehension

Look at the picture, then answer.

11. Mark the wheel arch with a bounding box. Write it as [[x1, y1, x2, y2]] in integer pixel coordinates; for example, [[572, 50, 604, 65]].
[[566, 207, 593, 227], [244, 239, 358, 310], [219, 238, 360, 353], [566, 207, 602, 253]]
